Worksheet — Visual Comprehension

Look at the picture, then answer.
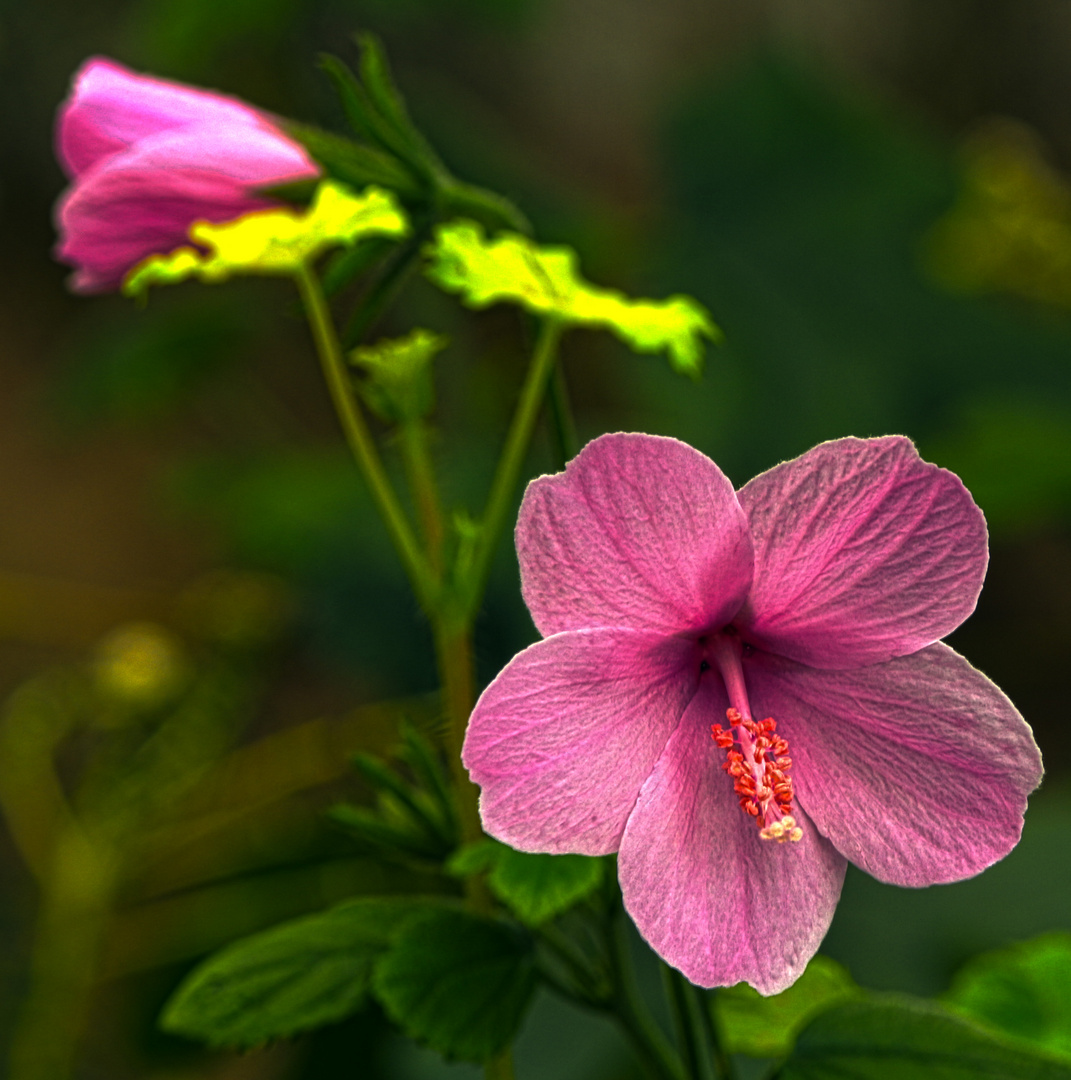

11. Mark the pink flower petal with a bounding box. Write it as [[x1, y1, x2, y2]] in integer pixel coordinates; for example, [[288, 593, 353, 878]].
[[463, 628, 696, 855], [748, 643, 1043, 886], [735, 436, 988, 668], [55, 128, 316, 292], [57, 57, 282, 178], [618, 678, 846, 994], [517, 434, 753, 638]]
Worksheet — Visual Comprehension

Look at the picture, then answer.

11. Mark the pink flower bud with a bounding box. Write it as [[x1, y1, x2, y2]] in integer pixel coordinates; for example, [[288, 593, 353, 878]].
[[54, 57, 320, 293]]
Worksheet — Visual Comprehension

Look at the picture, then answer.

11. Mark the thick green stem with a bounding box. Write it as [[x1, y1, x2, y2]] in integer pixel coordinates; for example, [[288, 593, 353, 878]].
[[546, 359, 579, 469], [342, 227, 428, 348], [432, 619, 513, 1080], [465, 319, 563, 616], [295, 266, 436, 610], [663, 964, 707, 1080], [398, 420, 445, 577], [8, 828, 116, 1080], [699, 990, 736, 1080], [608, 911, 686, 1080]]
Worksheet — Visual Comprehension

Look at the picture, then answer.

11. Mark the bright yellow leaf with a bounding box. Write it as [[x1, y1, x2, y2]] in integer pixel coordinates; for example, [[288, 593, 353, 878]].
[[123, 181, 408, 297], [425, 220, 719, 377]]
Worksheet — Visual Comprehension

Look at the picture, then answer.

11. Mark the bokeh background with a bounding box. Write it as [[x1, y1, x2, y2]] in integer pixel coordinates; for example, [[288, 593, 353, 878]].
[[1, 1, 1069, 1077]]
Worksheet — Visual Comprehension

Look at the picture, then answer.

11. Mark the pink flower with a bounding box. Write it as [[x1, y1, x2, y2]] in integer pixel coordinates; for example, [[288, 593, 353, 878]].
[[54, 57, 319, 292], [463, 434, 1043, 994]]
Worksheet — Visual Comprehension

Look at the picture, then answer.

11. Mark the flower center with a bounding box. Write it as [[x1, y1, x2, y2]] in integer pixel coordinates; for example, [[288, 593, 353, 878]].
[[703, 632, 802, 844]]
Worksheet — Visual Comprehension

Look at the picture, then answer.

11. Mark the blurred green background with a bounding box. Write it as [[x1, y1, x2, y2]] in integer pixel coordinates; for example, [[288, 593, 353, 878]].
[[1, 1, 1069, 1077]]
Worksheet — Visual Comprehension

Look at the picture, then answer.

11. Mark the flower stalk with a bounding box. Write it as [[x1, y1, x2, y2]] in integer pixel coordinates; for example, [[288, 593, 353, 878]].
[[294, 264, 437, 610], [464, 318, 563, 618]]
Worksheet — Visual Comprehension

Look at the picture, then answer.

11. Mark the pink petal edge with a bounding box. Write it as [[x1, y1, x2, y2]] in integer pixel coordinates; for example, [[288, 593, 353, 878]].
[[57, 57, 285, 178], [463, 628, 696, 856], [748, 643, 1043, 886], [517, 433, 753, 639], [736, 436, 989, 669], [618, 678, 847, 994]]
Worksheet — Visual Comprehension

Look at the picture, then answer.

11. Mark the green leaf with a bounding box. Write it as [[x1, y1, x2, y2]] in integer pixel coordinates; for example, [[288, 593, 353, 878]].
[[425, 219, 720, 376], [329, 803, 448, 863], [943, 933, 1071, 1061], [123, 181, 409, 297], [284, 122, 423, 198], [716, 954, 861, 1058], [160, 897, 437, 1048], [775, 996, 1071, 1079], [373, 908, 537, 1061], [448, 839, 604, 926], [349, 328, 446, 423], [356, 33, 443, 178]]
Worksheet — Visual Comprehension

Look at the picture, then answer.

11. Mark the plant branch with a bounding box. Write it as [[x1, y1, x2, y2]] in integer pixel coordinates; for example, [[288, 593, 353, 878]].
[[607, 908, 685, 1080], [546, 358, 579, 469], [663, 963, 706, 1080], [294, 265, 436, 610], [464, 319, 563, 616], [398, 420, 445, 578]]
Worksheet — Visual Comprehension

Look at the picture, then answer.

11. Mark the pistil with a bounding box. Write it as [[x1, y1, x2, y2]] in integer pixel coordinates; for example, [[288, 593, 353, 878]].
[[705, 632, 802, 843]]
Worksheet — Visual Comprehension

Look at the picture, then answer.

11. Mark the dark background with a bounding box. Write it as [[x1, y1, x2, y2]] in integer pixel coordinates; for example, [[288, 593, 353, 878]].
[[0, 1, 1068, 1077]]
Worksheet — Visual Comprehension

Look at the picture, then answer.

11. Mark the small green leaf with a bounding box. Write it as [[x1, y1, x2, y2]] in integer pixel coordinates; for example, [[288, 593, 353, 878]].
[[425, 220, 719, 376], [373, 908, 537, 1062], [160, 896, 437, 1048], [716, 954, 861, 1058], [775, 996, 1071, 1080], [284, 122, 422, 197], [349, 328, 446, 423], [448, 839, 604, 926], [123, 181, 409, 297], [943, 932, 1071, 1061]]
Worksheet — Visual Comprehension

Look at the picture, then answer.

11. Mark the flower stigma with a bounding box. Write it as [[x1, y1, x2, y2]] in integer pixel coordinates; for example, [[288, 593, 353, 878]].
[[705, 632, 802, 843]]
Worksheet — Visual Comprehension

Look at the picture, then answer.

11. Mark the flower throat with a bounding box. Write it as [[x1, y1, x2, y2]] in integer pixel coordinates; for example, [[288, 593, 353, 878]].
[[704, 632, 802, 843]]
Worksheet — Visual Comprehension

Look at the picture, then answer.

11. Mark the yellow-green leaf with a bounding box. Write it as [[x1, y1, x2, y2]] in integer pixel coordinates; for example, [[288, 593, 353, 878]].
[[123, 181, 408, 297], [425, 220, 719, 377]]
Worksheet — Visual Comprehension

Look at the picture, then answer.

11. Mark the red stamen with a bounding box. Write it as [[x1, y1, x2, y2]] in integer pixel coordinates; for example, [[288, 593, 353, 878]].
[[711, 706, 801, 842]]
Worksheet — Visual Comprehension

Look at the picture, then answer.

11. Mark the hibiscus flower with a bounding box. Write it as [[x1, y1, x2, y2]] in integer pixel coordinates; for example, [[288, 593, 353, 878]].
[[54, 57, 319, 292], [462, 433, 1043, 993]]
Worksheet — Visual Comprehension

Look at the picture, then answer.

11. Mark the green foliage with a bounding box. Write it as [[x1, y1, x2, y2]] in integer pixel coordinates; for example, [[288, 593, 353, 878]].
[[943, 932, 1071, 1062], [774, 997, 1071, 1079], [313, 40, 527, 236], [160, 897, 438, 1048], [349, 329, 447, 422], [123, 182, 408, 297], [425, 220, 718, 376], [332, 722, 457, 867], [716, 954, 861, 1058], [449, 839, 604, 926], [373, 908, 537, 1061], [283, 124, 423, 199]]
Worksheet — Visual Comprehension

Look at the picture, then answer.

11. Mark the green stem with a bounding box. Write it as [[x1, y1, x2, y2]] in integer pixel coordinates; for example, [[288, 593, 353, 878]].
[[464, 319, 563, 616], [8, 827, 117, 1080], [294, 265, 436, 610], [536, 922, 608, 1003], [342, 226, 428, 348], [699, 990, 736, 1080], [546, 359, 579, 470], [398, 420, 445, 578], [432, 619, 489, 899], [432, 618, 512, 1080], [663, 964, 706, 1080], [439, 176, 531, 234], [608, 909, 685, 1080]]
